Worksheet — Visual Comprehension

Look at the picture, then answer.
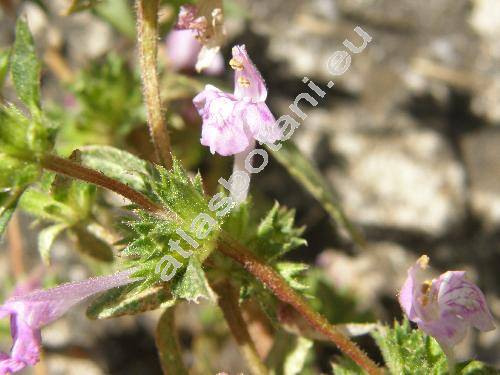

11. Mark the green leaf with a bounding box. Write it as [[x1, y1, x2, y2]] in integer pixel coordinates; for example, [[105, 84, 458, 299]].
[[266, 141, 364, 246], [121, 158, 220, 290], [253, 201, 306, 261], [71, 225, 114, 262], [372, 319, 447, 375], [456, 360, 499, 375], [283, 336, 313, 375], [0, 188, 24, 237], [11, 18, 41, 111], [38, 223, 68, 264], [19, 175, 94, 225], [0, 48, 10, 90], [266, 331, 316, 375], [78, 146, 149, 192], [172, 257, 216, 304], [55, 54, 143, 154], [276, 262, 309, 292], [87, 282, 176, 319], [332, 356, 366, 375]]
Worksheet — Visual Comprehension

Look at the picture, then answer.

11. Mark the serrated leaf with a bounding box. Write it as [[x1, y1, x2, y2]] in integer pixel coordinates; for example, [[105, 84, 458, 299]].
[[78, 146, 149, 192], [0, 49, 10, 89], [252, 201, 306, 261], [276, 262, 308, 292], [11, 18, 41, 111], [267, 141, 364, 246], [372, 320, 447, 375], [38, 223, 68, 264], [87, 282, 176, 319], [120, 158, 220, 291], [172, 257, 216, 304]]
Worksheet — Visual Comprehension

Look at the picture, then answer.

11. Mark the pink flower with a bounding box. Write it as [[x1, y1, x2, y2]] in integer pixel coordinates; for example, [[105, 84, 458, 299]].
[[0, 270, 135, 373], [399, 255, 495, 350], [175, 2, 225, 72], [165, 29, 224, 75], [193, 45, 280, 156]]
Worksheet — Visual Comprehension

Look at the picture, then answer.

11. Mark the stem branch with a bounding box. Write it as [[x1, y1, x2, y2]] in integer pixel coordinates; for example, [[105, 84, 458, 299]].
[[218, 233, 382, 375], [136, 0, 173, 168], [41, 155, 380, 374], [213, 280, 269, 375], [155, 307, 189, 375]]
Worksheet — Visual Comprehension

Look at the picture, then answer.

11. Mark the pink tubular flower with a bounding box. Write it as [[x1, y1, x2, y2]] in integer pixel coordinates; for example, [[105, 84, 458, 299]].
[[0, 270, 135, 373], [399, 255, 495, 351], [193, 45, 280, 156]]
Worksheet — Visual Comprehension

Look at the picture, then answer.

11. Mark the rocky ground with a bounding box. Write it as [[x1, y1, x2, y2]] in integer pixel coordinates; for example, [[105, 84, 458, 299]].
[[0, 0, 499, 373]]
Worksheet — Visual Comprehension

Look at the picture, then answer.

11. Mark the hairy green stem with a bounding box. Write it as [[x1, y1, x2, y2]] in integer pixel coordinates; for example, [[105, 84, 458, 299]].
[[213, 281, 269, 375], [218, 232, 382, 375], [156, 307, 189, 375], [136, 0, 173, 169]]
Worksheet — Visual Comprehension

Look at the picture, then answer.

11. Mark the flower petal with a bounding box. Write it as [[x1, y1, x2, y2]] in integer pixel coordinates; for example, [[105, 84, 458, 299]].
[[194, 85, 253, 156], [418, 313, 468, 348], [165, 30, 201, 72], [0, 270, 136, 374], [4, 270, 135, 329], [231, 45, 267, 102], [242, 101, 280, 145], [437, 271, 495, 332]]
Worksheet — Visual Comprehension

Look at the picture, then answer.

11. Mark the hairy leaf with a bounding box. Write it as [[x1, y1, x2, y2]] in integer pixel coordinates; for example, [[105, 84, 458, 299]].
[[87, 282, 176, 319], [253, 201, 306, 261], [121, 158, 220, 291], [172, 257, 216, 304], [79, 146, 149, 192], [11, 18, 41, 111], [372, 320, 447, 375]]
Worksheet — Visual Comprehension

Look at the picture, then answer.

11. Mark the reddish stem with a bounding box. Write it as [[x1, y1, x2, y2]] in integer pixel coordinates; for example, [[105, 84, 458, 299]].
[[218, 233, 382, 375]]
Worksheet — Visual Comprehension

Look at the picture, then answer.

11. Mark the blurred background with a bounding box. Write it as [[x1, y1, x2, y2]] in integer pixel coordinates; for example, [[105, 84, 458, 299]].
[[0, 0, 499, 373]]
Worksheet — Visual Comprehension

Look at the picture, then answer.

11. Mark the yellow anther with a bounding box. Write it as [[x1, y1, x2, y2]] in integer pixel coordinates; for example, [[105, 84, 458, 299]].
[[238, 76, 250, 87], [420, 280, 432, 306], [229, 58, 244, 71]]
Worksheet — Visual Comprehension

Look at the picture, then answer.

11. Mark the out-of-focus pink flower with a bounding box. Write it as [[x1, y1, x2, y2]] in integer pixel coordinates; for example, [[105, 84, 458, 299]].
[[193, 45, 279, 156], [399, 255, 495, 350], [175, 2, 226, 72], [165, 29, 224, 75], [0, 270, 135, 374]]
